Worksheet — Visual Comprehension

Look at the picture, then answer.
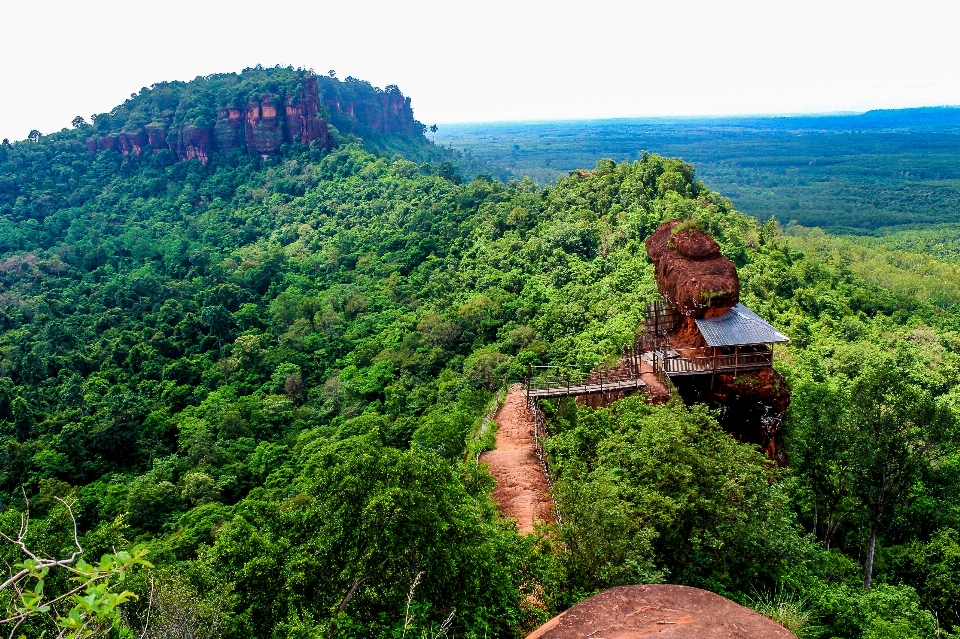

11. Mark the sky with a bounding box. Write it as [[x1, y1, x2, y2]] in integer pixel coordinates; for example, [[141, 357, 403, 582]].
[[2, 0, 959, 141]]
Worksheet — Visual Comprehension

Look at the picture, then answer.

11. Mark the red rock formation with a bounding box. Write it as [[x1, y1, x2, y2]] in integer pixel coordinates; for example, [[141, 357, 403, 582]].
[[145, 125, 167, 151], [644, 221, 789, 462], [87, 76, 334, 165], [285, 75, 327, 144], [645, 221, 740, 318], [214, 109, 244, 151], [117, 131, 147, 155], [177, 126, 213, 165], [527, 584, 797, 639], [321, 87, 416, 134], [710, 367, 790, 463]]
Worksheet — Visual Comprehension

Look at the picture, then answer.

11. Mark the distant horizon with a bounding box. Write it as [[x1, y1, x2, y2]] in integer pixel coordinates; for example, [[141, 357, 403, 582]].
[[10, 101, 960, 145], [434, 105, 960, 127], [5, 0, 960, 141]]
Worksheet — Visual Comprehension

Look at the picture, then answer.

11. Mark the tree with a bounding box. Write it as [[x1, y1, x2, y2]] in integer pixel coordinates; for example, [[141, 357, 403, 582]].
[[429, 124, 438, 142], [209, 433, 530, 637], [848, 357, 952, 589], [789, 374, 860, 549], [328, 69, 336, 78], [27, 130, 41, 143], [72, 116, 86, 128], [551, 399, 806, 595], [0, 493, 152, 637]]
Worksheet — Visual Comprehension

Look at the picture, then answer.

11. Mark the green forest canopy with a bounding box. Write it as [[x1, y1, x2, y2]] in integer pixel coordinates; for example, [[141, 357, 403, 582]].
[[1, 69, 959, 638], [436, 113, 960, 231]]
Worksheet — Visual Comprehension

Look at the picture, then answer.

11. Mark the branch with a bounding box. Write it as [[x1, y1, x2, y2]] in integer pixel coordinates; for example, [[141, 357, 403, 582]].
[[138, 576, 155, 639]]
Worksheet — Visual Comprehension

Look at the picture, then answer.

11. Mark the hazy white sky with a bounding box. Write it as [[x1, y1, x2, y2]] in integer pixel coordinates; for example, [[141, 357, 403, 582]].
[[1, 0, 958, 141]]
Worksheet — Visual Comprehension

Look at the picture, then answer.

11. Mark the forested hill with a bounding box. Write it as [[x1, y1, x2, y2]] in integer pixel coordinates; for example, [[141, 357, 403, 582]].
[[1, 72, 960, 639], [78, 67, 422, 163]]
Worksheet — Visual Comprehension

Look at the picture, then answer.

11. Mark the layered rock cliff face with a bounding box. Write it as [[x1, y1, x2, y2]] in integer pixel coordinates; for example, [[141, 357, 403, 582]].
[[86, 76, 341, 164], [320, 85, 417, 135]]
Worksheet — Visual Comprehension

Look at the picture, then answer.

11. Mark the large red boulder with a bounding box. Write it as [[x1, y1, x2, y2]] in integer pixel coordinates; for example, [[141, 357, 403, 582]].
[[527, 584, 797, 639], [645, 221, 740, 318]]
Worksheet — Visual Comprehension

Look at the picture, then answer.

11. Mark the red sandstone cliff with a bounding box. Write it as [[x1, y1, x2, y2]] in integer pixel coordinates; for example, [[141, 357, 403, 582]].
[[645, 221, 789, 462], [87, 76, 334, 165]]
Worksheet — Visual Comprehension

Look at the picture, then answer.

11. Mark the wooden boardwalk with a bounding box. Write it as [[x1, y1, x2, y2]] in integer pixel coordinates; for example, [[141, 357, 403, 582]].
[[527, 377, 647, 399], [641, 349, 773, 376]]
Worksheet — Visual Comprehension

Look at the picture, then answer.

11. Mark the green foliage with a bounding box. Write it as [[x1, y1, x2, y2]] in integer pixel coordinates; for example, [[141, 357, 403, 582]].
[[549, 398, 806, 602], [747, 586, 814, 637], [0, 523, 152, 639], [436, 111, 960, 230], [206, 432, 533, 637], [4, 76, 960, 637]]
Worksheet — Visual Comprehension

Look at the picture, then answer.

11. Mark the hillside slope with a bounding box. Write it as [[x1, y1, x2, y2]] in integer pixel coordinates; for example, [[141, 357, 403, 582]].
[[0, 71, 958, 639]]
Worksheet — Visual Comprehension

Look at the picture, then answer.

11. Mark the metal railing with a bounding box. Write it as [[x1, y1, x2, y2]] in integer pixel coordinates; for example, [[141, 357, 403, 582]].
[[525, 364, 646, 396], [644, 299, 683, 334], [659, 348, 773, 374], [527, 394, 561, 525]]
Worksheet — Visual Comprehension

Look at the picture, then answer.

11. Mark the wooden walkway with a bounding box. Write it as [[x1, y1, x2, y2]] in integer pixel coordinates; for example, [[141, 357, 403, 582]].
[[527, 377, 646, 399], [641, 349, 773, 376]]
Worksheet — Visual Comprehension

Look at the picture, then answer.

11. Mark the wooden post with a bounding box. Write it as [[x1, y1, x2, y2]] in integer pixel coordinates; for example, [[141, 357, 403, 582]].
[[711, 346, 717, 391], [735, 344, 739, 377]]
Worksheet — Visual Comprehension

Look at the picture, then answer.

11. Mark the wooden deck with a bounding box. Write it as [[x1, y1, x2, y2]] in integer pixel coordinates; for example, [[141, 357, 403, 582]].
[[642, 348, 773, 376], [524, 338, 775, 399]]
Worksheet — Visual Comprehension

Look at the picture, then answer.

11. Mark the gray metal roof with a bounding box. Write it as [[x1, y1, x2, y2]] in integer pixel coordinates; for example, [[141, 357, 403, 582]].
[[695, 303, 790, 347]]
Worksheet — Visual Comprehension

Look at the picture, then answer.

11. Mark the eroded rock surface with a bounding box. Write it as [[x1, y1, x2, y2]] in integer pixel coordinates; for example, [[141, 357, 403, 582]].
[[645, 221, 740, 318], [527, 584, 797, 639], [87, 76, 335, 164]]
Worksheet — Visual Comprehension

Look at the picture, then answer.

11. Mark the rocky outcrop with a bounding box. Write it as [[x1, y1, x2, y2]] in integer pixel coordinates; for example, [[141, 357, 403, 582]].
[[696, 368, 790, 463], [318, 78, 418, 136], [645, 221, 740, 318], [527, 584, 797, 638], [643, 221, 789, 462], [87, 76, 334, 165]]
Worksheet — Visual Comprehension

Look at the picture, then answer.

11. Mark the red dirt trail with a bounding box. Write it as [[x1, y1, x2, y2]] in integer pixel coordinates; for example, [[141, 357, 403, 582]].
[[479, 386, 554, 534]]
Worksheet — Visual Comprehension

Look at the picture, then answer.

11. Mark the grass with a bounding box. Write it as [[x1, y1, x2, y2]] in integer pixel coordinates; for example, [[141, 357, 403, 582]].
[[747, 586, 815, 637]]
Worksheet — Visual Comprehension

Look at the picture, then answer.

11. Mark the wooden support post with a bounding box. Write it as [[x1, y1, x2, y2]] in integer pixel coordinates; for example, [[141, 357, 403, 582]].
[[734, 344, 739, 377], [711, 346, 717, 391]]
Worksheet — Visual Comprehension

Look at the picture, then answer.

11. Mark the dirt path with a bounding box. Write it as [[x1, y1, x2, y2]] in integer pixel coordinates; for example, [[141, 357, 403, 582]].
[[479, 386, 554, 534], [639, 357, 672, 402]]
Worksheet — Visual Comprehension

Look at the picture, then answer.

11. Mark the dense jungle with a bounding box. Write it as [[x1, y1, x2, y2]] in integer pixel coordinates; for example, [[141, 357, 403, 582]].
[[1, 67, 959, 639]]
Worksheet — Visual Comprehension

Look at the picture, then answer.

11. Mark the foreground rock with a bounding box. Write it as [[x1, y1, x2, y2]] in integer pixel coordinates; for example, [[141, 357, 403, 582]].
[[527, 584, 797, 639]]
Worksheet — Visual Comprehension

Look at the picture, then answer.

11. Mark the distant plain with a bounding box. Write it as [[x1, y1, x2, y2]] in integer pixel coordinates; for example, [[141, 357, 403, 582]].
[[437, 107, 960, 234]]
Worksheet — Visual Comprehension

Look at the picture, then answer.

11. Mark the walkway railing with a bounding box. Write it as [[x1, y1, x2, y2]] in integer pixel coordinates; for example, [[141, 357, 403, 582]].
[[658, 347, 773, 375], [527, 394, 561, 525], [525, 364, 647, 398], [644, 299, 683, 334]]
